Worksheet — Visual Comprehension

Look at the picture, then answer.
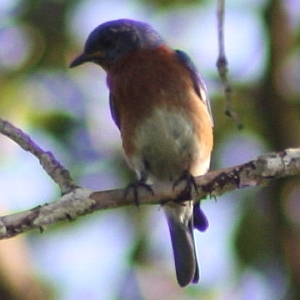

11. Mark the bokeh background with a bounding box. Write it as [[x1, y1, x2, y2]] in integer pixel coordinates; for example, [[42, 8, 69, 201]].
[[0, 0, 300, 299]]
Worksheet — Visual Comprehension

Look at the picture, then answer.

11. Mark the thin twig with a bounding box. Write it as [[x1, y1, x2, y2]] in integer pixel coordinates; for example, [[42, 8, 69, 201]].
[[216, 0, 243, 129]]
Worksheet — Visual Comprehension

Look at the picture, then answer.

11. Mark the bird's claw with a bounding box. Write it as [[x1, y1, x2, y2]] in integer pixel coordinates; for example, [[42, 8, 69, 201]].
[[125, 180, 154, 206], [173, 172, 198, 202]]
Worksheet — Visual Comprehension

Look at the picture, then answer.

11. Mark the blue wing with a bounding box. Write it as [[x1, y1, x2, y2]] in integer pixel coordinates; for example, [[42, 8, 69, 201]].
[[109, 93, 121, 129], [175, 50, 213, 126]]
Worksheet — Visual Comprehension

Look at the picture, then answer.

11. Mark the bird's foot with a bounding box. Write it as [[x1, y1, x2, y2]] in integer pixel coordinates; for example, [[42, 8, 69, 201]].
[[173, 171, 198, 202], [125, 179, 154, 206]]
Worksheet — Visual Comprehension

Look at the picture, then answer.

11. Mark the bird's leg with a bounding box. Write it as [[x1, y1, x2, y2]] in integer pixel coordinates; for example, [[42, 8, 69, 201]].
[[173, 172, 209, 231], [125, 177, 154, 206], [173, 171, 198, 202]]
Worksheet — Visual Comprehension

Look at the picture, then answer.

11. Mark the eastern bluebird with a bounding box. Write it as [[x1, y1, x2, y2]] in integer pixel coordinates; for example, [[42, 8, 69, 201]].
[[70, 19, 213, 287]]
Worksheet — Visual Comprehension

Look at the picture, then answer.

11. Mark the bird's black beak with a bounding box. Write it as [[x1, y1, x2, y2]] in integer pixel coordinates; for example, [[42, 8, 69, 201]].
[[69, 53, 89, 68], [69, 51, 105, 68]]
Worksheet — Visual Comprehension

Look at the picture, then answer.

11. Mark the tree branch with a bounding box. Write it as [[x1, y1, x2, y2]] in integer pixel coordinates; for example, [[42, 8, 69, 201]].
[[0, 118, 77, 194], [1, 118, 300, 240]]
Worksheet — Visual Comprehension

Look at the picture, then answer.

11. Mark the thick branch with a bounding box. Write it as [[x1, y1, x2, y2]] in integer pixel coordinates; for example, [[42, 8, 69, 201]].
[[0, 146, 300, 239], [1, 119, 300, 239]]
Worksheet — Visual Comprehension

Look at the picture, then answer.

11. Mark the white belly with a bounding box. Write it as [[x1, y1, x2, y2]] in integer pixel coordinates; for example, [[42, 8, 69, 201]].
[[127, 108, 209, 182]]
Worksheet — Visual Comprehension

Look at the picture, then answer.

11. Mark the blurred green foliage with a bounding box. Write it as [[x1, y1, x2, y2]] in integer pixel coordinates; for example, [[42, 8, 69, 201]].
[[141, 0, 206, 9], [30, 111, 77, 139]]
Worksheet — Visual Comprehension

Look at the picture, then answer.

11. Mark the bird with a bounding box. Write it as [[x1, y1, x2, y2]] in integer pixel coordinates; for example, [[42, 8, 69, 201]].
[[70, 19, 213, 287]]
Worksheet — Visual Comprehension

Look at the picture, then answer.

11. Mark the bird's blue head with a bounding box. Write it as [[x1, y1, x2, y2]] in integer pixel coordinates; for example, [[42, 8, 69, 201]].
[[70, 19, 164, 69]]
